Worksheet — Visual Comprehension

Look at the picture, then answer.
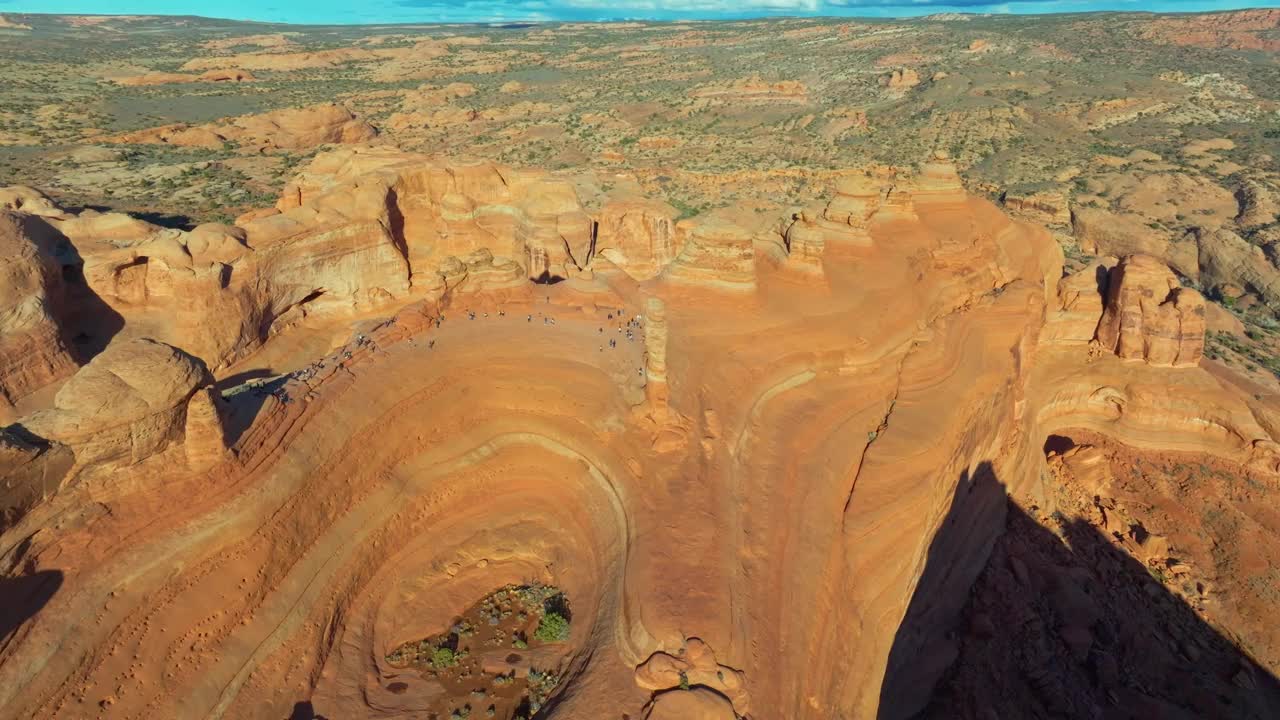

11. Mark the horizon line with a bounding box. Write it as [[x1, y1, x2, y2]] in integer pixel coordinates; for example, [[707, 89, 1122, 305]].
[[2, 5, 1274, 28]]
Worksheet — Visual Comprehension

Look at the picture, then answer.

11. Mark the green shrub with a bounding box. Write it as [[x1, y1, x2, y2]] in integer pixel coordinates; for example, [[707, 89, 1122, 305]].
[[533, 612, 570, 643], [431, 646, 458, 669]]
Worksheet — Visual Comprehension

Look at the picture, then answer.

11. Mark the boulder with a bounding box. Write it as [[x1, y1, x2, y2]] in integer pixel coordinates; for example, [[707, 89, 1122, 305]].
[[21, 338, 212, 467]]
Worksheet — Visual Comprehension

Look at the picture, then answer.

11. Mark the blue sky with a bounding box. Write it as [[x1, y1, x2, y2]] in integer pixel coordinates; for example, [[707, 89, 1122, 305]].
[[0, 0, 1266, 24]]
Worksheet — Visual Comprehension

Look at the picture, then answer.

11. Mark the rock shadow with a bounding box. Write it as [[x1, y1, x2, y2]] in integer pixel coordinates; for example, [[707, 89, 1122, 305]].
[[0, 569, 63, 650], [21, 214, 125, 363], [285, 700, 328, 720], [878, 463, 1280, 720], [216, 371, 287, 447], [877, 462, 1007, 720], [70, 204, 195, 231]]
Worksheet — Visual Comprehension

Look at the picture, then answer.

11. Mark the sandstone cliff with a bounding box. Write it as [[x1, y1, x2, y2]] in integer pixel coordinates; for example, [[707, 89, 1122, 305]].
[[0, 153, 1274, 720]]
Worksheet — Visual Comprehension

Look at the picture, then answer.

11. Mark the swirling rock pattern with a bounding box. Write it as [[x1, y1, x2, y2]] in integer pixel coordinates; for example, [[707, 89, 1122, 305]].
[[0, 151, 1273, 720]]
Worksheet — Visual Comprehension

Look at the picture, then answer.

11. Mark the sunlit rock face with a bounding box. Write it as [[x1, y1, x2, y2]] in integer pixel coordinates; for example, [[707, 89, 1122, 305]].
[[1095, 253, 1206, 367], [0, 150, 1270, 720]]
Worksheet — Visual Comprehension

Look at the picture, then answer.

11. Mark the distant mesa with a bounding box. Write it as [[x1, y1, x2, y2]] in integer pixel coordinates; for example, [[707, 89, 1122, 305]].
[[690, 74, 809, 104], [101, 102, 376, 151], [0, 15, 31, 30], [112, 69, 257, 86]]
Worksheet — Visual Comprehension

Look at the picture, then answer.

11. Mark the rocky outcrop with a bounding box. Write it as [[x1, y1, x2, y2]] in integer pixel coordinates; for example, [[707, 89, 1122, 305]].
[[1196, 227, 1280, 311], [645, 689, 737, 720], [20, 338, 212, 469], [1002, 190, 1071, 226], [180, 47, 380, 72], [1135, 8, 1280, 51], [689, 75, 808, 103], [1094, 254, 1205, 367], [644, 296, 669, 413], [2, 152, 1277, 720], [1071, 206, 1198, 279], [0, 213, 76, 415], [0, 428, 72, 533], [913, 152, 966, 204], [880, 68, 921, 91], [227, 103, 377, 150], [784, 170, 888, 273], [15, 191, 408, 372], [278, 148, 603, 286], [635, 638, 748, 714], [103, 103, 376, 151], [0, 186, 70, 220], [662, 211, 757, 291], [181, 386, 227, 472], [113, 69, 257, 86], [595, 196, 680, 281], [1043, 258, 1115, 346], [1235, 177, 1280, 228]]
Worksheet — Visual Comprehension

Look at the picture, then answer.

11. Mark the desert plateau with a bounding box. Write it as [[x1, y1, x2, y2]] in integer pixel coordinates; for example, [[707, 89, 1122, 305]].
[[2, 5, 1280, 720]]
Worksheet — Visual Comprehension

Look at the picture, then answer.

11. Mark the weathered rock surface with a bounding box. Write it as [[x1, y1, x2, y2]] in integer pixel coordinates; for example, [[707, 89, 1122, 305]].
[[1003, 190, 1070, 226], [595, 196, 680, 281], [1071, 206, 1198, 279], [783, 169, 888, 273], [20, 337, 211, 467], [0, 152, 1275, 720], [1197, 227, 1280, 312], [104, 103, 377, 151], [1094, 254, 1205, 367], [689, 75, 808, 103], [645, 688, 737, 720], [880, 67, 921, 90], [663, 210, 758, 291], [113, 68, 257, 85], [0, 428, 72, 533], [1235, 177, 1280, 228], [0, 213, 76, 415]]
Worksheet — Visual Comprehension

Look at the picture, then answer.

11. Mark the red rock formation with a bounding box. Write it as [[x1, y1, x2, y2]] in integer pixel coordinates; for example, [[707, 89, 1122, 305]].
[[1094, 254, 1205, 367], [180, 47, 381, 72], [662, 210, 758, 291], [0, 213, 76, 416], [1135, 8, 1280, 51], [1002, 190, 1070, 226], [0, 153, 1275, 720], [879, 67, 921, 91], [21, 337, 212, 470], [646, 688, 736, 719], [595, 196, 680, 281], [113, 69, 257, 86], [689, 75, 809, 103], [103, 103, 376, 150]]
